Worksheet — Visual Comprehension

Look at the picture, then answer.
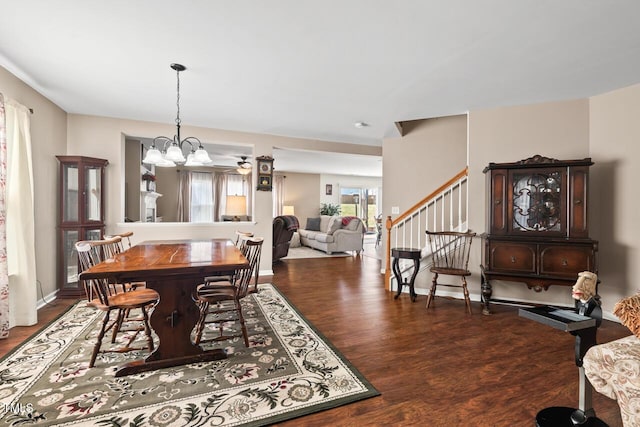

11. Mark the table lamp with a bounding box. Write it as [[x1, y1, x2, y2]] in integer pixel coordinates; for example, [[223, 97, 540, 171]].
[[226, 195, 247, 221], [283, 205, 295, 216]]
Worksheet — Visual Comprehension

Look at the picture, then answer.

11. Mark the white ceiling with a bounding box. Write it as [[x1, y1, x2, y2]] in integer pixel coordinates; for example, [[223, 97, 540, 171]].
[[2, 1, 640, 171]]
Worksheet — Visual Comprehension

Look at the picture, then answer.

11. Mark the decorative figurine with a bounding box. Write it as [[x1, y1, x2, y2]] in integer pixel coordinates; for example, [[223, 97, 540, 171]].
[[572, 271, 602, 325]]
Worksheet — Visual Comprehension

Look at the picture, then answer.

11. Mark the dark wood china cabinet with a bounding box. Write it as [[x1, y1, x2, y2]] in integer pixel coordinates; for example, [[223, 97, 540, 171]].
[[56, 156, 108, 298], [480, 155, 597, 314]]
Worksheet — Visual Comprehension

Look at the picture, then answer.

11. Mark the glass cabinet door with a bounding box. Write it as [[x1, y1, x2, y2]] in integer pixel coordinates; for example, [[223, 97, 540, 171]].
[[62, 229, 80, 289], [86, 228, 102, 240], [511, 169, 565, 235], [85, 166, 103, 222], [61, 227, 104, 290], [62, 163, 79, 223]]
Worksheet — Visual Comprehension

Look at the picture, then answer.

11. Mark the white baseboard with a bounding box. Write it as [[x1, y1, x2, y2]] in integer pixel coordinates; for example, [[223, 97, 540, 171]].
[[391, 285, 619, 322], [37, 289, 58, 310], [259, 269, 274, 279]]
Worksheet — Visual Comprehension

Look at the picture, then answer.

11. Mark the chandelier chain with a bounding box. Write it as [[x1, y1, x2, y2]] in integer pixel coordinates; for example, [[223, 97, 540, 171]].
[[175, 67, 181, 127]]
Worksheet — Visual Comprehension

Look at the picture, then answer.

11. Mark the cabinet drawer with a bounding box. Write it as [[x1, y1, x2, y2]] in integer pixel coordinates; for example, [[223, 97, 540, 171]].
[[539, 245, 594, 278], [489, 243, 536, 274]]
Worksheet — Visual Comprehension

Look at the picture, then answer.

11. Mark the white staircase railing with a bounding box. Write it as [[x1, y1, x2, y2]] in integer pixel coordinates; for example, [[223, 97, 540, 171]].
[[384, 167, 469, 289]]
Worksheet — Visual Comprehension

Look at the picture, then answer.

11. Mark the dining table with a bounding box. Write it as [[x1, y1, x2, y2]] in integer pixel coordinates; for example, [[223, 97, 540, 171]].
[[78, 238, 249, 377]]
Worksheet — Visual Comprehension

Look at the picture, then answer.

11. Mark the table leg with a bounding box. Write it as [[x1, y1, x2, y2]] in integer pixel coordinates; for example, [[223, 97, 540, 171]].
[[409, 259, 420, 302], [392, 257, 403, 299], [115, 276, 226, 377]]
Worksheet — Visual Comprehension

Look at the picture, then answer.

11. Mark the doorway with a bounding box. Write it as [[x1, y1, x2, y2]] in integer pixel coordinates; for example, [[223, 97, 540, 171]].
[[339, 187, 379, 232]]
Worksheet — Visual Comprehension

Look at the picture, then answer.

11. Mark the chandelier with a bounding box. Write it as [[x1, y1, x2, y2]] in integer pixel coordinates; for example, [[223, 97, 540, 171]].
[[142, 63, 212, 167]]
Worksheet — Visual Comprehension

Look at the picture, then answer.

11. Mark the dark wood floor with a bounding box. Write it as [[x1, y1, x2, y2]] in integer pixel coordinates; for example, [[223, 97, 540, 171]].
[[1, 254, 628, 426]]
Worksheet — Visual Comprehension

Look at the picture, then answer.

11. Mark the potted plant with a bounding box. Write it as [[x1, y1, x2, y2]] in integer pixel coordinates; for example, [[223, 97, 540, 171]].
[[320, 203, 341, 216]]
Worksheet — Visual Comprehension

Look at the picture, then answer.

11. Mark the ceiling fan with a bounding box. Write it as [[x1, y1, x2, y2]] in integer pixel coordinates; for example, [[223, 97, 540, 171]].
[[235, 156, 252, 175]]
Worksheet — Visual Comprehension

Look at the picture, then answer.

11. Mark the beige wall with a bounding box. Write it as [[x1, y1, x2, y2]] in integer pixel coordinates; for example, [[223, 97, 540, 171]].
[[383, 115, 467, 217], [278, 172, 321, 227], [65, 114, 380, 274], [0, 66, 67, 302], [468, 99, 591, 308], [124, 138, 142, 221], [589, 83, 640, 314]]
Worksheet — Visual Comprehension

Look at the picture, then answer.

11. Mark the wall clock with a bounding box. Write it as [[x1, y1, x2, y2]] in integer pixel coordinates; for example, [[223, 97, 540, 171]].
[[256, 155, 274, 191]]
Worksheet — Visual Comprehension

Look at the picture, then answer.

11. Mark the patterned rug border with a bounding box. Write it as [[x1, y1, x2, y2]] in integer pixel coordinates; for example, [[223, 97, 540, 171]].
[[1, 284, 380, 426], [260, 283, 380, 425]]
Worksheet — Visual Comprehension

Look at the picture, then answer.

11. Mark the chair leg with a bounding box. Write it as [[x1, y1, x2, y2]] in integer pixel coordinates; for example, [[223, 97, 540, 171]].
[[236, 299, 250, 347], [90, 311, 111, 368], [426, 273, 438, 309], [193, 302, 209, 345], [462, 277, 472, 315], [111, 309, 125, 343]]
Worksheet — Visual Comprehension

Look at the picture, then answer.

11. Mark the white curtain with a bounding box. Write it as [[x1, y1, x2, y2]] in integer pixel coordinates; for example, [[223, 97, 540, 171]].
[[273, 175, 285, 217], [176, 170, 192, 222], [213, 172, 227, 221], [243, 173, 252, 219], [0, 94, 8, 338], [0, 96, 37, 337]]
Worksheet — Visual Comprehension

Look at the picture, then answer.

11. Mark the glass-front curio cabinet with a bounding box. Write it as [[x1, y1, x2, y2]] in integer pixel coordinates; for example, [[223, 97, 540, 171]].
[[480, 155, 597, 314], [56, 156, 108, 298]]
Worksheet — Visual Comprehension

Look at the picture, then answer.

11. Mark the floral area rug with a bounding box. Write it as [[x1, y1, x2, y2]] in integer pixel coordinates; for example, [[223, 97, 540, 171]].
[[0, 284, 379, 426]]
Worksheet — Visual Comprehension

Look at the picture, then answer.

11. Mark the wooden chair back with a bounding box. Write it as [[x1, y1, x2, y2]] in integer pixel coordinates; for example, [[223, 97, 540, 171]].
[[234, 231, 254, 249], [75, 238, 121, 305], [104, 231, 134, 252], [236, 237, 263, 297], [426, 231, 476, 275]]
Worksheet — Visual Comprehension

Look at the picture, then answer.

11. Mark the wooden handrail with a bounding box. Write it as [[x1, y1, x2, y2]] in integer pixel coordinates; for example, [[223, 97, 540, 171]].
[[389, 167, 468, 227], [384, 166, 469, 289]]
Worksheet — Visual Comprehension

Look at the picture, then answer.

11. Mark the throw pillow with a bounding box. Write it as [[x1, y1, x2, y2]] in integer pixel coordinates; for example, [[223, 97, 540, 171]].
[[327, 216, 342, 235], [289, 231, 301, 248], [345, 217, 361, 231], [613, 294, 640, 338], [306, 217, 321, 231]]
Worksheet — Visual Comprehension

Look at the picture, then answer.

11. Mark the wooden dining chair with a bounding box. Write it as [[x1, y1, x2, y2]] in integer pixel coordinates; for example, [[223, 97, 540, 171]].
[[234, 231, 261, 293], [193, 237, 264, 347], [76, 239, 159, 368], [104, 231, 146, 292], [425, 230, 476, 314], [234, 230, 254, 248]]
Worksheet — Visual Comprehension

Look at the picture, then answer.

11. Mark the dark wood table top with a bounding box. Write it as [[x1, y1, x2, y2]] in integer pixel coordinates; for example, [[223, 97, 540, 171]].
[[79, 238, 249, 281]]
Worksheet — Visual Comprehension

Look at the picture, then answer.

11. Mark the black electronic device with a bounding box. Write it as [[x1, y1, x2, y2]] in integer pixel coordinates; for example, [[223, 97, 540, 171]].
[[519, 298, 607, 427]]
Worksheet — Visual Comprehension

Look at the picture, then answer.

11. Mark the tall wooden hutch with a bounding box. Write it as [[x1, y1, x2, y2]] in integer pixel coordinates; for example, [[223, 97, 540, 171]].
[[56, 155, 108, 298], [481, 155, 597, 314]]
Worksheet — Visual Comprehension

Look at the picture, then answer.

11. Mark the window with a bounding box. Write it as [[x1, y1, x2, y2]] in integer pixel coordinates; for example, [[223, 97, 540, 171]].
[[226, 174, 245, 196], [190, 172, 214, 222]]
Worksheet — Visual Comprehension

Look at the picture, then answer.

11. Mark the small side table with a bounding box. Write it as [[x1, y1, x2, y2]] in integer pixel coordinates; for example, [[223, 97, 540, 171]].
[[391, 247, 421, 302], [519, 303, 607, 427]]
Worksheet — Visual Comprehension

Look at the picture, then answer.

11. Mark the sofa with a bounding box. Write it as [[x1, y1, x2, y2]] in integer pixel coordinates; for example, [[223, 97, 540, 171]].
[[583, 294, 640, 427], [584, 335, 640, 427], [298, 215, 364, 254], [273, 215, 299, 262]]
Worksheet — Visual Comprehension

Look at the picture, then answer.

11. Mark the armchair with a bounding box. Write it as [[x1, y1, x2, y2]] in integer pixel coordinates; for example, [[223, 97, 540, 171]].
[[273, 215, 299, 262]]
